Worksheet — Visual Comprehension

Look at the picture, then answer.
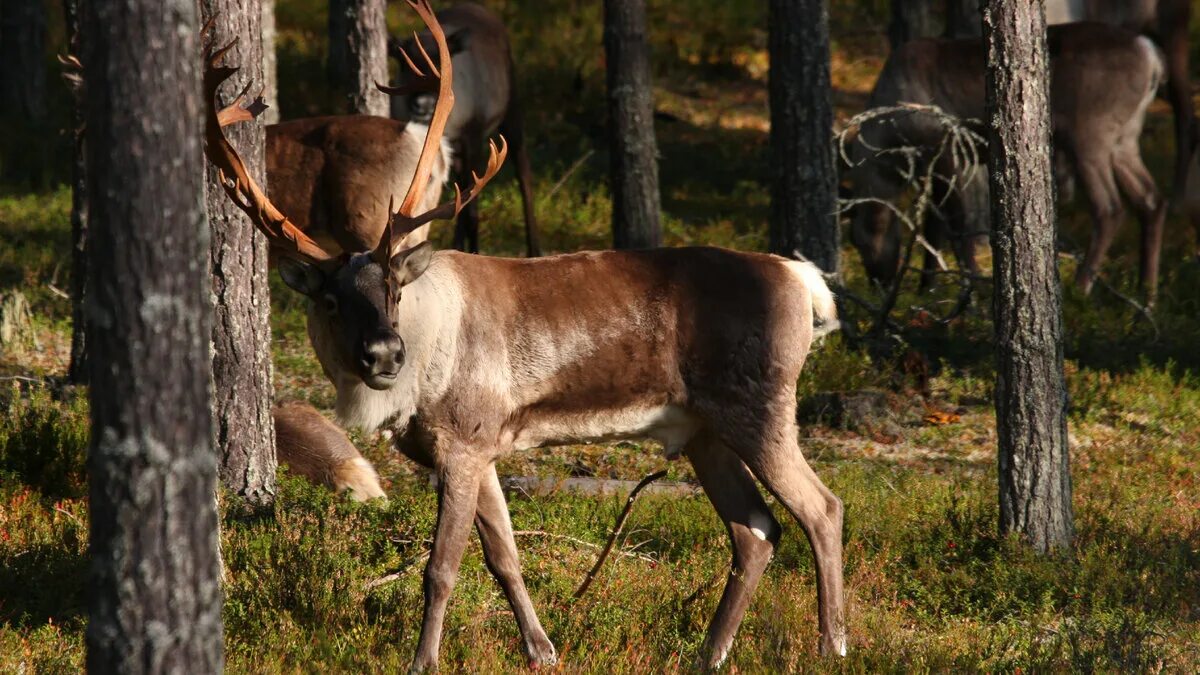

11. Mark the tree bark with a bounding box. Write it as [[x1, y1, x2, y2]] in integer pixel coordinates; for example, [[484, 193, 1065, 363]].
[[888, 0, 940, 48], [327, 0, 388, 116], [0, 0, 48, 187], [604, 0, 661, 249], [982, 0, 1073, 552], [261, 0, 279, 124], [200, 0, 277, 510], [63, 0, 88, 385], [945, 0, 983, 38], [81, 0, 222, 670], [768, 0, 839, 273]]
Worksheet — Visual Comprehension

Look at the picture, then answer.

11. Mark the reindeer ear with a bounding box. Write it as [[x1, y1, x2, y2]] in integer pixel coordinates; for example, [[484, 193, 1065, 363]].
[[278, 258, 325, 297], [446, 28, 471, 55], [389, 241, 434, 287]]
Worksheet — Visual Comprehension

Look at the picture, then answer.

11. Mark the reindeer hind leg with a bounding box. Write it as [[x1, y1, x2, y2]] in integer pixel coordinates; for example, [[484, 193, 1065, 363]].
[[685, 433, 781, 669]]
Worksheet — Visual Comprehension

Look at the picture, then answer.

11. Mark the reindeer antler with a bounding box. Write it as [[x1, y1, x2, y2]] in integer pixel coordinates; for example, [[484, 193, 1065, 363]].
[[371, 0, 509, 266], [202, 28, 335, 264]]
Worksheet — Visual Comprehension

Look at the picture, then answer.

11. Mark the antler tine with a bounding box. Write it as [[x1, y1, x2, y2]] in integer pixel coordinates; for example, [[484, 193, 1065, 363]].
[[371, 0, 459, 264], [202, 33, 335, 264], [381, 135, 509, 257]]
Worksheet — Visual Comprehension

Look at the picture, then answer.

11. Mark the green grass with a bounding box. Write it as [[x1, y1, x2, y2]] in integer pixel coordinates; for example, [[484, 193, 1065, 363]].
[[3, 0, 1200, 671]]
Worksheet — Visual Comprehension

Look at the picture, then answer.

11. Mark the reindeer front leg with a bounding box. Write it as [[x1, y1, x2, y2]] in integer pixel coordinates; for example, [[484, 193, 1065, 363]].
[[475, 465, 557, 666], [411, 452, 485, 673]]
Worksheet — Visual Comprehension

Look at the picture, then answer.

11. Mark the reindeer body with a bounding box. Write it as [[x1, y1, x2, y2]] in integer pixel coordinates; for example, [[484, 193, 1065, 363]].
[[265, 116, 450, 254], [849, 22, 1165, 297], [390, 2, 541, 256], [1045, 0, 1193, 195], [305, 247, 844, 667], [273, 400, 386, 501]]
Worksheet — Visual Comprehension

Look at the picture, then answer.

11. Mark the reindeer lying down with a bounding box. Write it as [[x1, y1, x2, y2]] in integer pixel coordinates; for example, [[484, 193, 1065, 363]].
[[846, 22, 1166, 302]]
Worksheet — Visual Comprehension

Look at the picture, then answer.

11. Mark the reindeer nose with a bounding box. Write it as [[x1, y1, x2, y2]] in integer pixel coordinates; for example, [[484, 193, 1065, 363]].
[[361, 334, 404, 377]]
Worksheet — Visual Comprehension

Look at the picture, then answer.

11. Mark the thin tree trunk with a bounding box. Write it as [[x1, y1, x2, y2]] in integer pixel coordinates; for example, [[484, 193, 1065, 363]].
[[768, 0, 839, 273], [888, 0, 940, 48], [200, 0, 277, 511], [945, 0, 983, 38], [81, 0, 222, 670], [262, 0, 279, 124], [63, 0, 88, 385], [0, 0, 48, 187], [604, 0, 661, 249], [982, 0, 1073, 552], [327, 0, 388, 116]]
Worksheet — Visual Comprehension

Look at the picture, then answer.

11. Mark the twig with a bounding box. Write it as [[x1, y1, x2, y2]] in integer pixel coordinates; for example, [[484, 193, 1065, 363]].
[[574, 469, 667, 598], [363, 549, 431, 591], [47, 283, 70, 300], [543, 149, 595, 201], [511, 529, 658, 564]]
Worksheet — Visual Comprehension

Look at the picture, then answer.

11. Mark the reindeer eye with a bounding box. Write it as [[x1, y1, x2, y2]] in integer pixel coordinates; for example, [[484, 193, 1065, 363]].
[[322, 294, 338, 313]]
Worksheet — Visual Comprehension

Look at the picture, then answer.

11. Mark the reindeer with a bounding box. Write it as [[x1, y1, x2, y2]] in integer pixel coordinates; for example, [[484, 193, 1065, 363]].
[[264, 111, 451, 256], [846, 22, 1166, 301], [384, 2, 541, 257], [1045, 0, 1194, 197], [204, 2, 843, 670], [274, 401, 387, 502]]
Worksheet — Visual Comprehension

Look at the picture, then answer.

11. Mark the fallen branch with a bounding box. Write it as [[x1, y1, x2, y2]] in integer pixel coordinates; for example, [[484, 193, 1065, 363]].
[[511, 529, 658, 564], [574, 469, 667, 598]]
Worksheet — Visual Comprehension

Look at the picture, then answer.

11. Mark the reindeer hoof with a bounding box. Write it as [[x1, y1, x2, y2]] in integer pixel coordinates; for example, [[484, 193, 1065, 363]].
[[526, 637, 558, 667]]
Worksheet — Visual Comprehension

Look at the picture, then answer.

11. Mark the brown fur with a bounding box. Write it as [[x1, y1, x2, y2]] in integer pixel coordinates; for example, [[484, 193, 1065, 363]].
[[265, 115, 448, 256], [273, 401, 386, 501]]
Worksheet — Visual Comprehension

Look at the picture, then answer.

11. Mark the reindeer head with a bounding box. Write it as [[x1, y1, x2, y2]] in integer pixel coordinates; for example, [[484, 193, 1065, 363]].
[[203, 0, 506, 391]]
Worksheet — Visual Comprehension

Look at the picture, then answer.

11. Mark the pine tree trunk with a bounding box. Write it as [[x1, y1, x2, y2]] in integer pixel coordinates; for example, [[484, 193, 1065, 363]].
[[0, 0, 48, 187], [604, 0, 661, 250], [63, 0, 89, 385], [327, 0, 388, 116], [81, 0, 223, 670], [200, 0, 277, 511], [262, 0, 279, 124], [946, 0, 983, 38], [888, 0, 940, 48], [768, 0, 839, 273], [982, 0, 1073, 552]]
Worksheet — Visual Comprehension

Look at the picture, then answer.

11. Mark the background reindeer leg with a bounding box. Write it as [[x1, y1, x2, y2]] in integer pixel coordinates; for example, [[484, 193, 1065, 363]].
[[499, 92, 541, 257]]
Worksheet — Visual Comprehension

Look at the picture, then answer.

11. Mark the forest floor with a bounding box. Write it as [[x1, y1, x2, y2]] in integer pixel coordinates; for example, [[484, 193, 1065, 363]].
[[2, 1, 1199, 671]]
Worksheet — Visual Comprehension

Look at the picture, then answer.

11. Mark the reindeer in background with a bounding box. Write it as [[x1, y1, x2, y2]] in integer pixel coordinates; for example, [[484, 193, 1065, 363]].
[[845, 22, 1167, 302], [385, 2, 541, 257], [204, 1, 844, 669], [274, 401, 386, 502]]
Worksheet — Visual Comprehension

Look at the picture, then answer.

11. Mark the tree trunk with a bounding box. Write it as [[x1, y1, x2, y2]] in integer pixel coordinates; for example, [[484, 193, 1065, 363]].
[[327, 0, 388, 116], [768, 0, 839, 273], [261, 0, 279, 124], [945, 0, 983, 38], [604, 0, 661, 249], [81, 0, 223, 670], [888, 0, 940, 48], [982, 0, 1073, 552], [63, 0, 88, 385], [200, 0, 277, 510], [0, 0, 48, 187]]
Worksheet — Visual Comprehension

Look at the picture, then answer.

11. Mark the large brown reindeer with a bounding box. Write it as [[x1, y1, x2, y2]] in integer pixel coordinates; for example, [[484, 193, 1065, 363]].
[[384, 2, 541, 257], [264, 108, 450, 255], [846, 22, 1166, 300], [205, 2, 843, 670]]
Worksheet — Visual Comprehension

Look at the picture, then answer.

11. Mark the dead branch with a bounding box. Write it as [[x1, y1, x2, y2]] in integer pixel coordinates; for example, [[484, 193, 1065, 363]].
[[574, 469, 667, 598]]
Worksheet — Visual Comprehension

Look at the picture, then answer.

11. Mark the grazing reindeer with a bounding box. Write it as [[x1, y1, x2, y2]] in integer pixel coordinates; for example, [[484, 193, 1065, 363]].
[[204, 2, 843, 670], [846, 22, 1166, 300], [264, 112, 451, 255], [1045, 0, 1194, 197], [274, 401, 387, 501], [384, 2, 541, 257]]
